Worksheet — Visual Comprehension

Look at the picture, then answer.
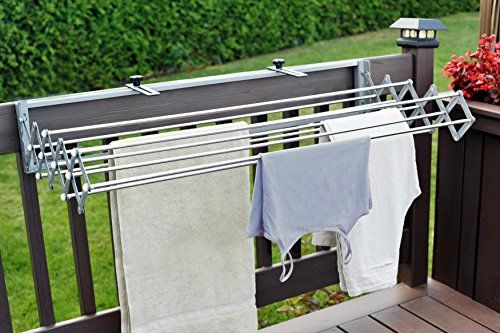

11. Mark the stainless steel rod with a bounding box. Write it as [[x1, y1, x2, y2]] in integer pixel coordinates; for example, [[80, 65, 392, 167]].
[[73, 110, 442, 169], [67, 119, 470, 199], [75, 91, 457, 155], [49, 95, 374, 147], [72, 112, 459, 178], [49, 80, 411, 136], [80, 109, 442, 165], [91, 155, 261, 189], [44, 109, 441, 177], [40, 124, 323, 177], [65, 122, 323, 164]]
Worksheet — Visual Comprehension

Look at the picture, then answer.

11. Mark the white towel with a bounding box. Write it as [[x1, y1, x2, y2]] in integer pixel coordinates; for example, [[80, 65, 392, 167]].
[[312, 108, 421, 297], [109, 122, 257, 333]]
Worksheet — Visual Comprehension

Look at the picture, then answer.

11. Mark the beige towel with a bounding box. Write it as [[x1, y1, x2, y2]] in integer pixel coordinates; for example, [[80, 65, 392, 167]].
[[110, 122, 257, 333]]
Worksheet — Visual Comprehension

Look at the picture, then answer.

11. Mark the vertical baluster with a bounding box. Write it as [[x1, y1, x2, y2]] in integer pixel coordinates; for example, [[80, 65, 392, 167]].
[[282, 110, 302, 259], [66, 144, 96, 315], [313, 105, 330, 145], [102, 138, 119, 301], [251, 115, 273, 267], [313, 105, 331, 252], [16, 154, 55, 326], [215, 120, 232, 125], [0, 252, 13, 333]]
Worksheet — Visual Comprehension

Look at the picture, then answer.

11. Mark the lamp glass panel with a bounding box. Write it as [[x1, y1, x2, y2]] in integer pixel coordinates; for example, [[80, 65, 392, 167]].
[[419, 30, 426, 38], [402, 29, 410, 38], [427, 30, 435, 38], [410, 30, 417, 38]]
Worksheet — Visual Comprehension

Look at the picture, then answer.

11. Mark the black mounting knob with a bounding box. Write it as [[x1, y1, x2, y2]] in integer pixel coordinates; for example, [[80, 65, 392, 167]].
[[129, 75, 144, 87], [273, 59, 285, 69]]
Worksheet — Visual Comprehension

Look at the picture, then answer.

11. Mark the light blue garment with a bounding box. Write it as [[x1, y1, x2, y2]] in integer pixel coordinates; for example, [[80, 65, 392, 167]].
[[248, 136, 372, 282]]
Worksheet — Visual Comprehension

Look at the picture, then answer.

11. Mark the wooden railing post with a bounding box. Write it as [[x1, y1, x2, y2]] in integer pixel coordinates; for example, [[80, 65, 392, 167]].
[[0, 252, 13, 333], [391, 18, 444, 287]]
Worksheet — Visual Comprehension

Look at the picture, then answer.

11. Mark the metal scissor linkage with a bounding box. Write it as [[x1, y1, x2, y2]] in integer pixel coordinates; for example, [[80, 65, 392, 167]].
[[16, 74, 475, 214]]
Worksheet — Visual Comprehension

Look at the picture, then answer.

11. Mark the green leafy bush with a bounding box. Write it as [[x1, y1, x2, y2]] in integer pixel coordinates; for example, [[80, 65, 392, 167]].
[[0, 1, 478, 102]]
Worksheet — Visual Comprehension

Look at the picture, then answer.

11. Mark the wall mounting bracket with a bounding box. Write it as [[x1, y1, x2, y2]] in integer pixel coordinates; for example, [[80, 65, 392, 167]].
[[125, 75, 160, 96], [267, 59, 308, 78]]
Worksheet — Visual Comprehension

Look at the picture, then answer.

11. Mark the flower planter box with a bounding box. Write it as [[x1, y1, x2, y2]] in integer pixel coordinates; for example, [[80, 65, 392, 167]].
[[466, 100, 500, 136]]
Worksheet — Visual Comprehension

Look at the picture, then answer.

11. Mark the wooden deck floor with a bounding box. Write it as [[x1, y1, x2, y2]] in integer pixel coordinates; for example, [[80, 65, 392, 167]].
[[261, 278, 500, 333]]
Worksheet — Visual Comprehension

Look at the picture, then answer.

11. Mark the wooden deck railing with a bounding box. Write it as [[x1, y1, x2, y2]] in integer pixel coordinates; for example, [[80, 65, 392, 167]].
[[0, 40, 436, 332], [434, 100, 500, 312]]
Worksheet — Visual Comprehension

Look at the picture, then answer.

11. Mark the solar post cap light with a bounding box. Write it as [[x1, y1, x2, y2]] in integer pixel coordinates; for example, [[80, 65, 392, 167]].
[[390, 18, 448, 48]]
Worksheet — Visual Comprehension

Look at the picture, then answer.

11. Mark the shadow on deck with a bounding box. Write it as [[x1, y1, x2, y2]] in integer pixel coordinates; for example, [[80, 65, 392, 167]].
[[262, 278, 500, 333]]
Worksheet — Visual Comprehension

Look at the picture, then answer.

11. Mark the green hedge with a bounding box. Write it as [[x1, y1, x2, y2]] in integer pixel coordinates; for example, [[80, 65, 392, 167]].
[[0, 1, 478, 102]]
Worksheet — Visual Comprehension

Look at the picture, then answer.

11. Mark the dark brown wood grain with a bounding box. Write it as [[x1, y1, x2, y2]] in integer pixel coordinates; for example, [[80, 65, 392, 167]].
[[67, 174, 96, 315], [433, 128, 466, 288], [399, 47, 434, 287], [427, 278, 500, 332], [16, 154, 55, 326], [215, 120, 233, 125], [401, 296, 492, 333], [474, 135, 500, 312], [339, 316, 393, 333], [371, 306, 442, 333], [282, 109, 302, 259], [255, 250, 339, 307], [28, 308, 120, 333], [102, 138, 119, 303], [251, 114, 273, 268], [313, 104, 331, 252], [457, 130, 483, 297], [261, 282, 426, 333], [0, 252, 13, 333], [433, 102, 500, 312]]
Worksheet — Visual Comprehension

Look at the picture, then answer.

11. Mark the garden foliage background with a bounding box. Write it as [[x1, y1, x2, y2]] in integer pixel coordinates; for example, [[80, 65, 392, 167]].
[[0, 0, 478, 102]]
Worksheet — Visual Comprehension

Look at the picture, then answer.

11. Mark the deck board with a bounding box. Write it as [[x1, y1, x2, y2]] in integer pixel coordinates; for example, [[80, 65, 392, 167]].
[[426, 278, 500, 332], [260, 278, 498, 333], [371, 306, 442, 333], [260, 283, 425, 332], [400, 296, 493, 333], [318, 328, 344, 333], [339, 316, 393, 333]]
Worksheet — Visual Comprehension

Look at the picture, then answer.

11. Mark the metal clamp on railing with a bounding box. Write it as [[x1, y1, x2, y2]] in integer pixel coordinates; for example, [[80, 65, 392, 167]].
[[125, 75, 160, 96], [267, 59, 307, 77]]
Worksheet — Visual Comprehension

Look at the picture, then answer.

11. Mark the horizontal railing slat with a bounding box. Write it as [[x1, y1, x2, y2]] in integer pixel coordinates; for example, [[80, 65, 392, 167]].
[[26, 308, 120, 333], [256, 250, 340, 307]]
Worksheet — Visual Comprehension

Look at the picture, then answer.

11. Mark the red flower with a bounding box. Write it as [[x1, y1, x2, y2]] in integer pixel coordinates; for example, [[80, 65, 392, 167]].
[[442, 34, 500, 105]]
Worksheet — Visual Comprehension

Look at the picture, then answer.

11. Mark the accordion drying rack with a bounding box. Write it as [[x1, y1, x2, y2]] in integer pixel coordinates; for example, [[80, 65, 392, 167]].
[[15, 62, 475, 214]]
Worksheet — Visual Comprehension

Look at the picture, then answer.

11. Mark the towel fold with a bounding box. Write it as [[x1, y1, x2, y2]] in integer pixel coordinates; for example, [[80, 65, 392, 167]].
[[110, 122, 257, 333], [312, 108, 421, 296], [248, 137, 372, 282]]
